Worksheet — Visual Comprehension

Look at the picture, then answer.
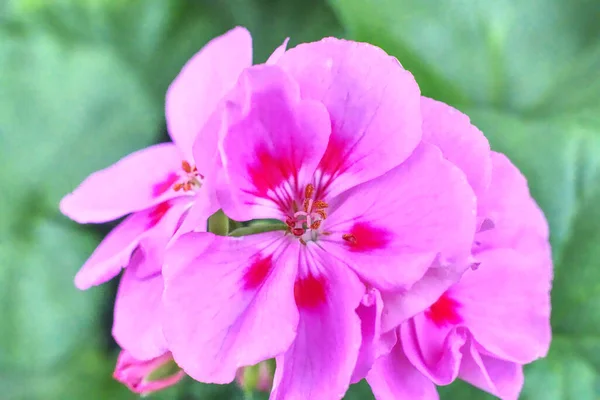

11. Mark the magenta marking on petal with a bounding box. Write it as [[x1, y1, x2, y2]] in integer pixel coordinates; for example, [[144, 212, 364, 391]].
[[343, 222, 391, 253], [247, 146, 295, 200], [147, 201, 172, 228], [425, 292, 462, 327], [152, 172, 179, 197], [294, 274, 327, 309], [317, 134, 348, 190], [242, 255, 273, 290]]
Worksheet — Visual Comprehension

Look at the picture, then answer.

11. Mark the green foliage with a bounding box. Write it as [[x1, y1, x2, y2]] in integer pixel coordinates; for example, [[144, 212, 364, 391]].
[[1, 0, 599, 398]]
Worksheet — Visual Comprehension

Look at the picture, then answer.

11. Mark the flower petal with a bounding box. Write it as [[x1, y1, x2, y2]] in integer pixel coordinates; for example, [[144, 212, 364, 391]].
[[459, 339, 524, 400], [162, 232, 299, 383], [277, 38, 422, 198], [351, 288, 384, 383], [219, 65, 331, 220], [166, 26, 252, 158], [74, 197, 189, 289], [113, 249, 167, 360], [266, 38, 289, 64], [476, 152, 549, 251], [366, 333, 439, 400], [324, 143, 477, 291], [421, 97, 492, 200], [270, 245, 364, 400], [400, 316, 467, 385], [60, 143, 183, 223], [380, 261, 465, 332], [452, 248, 552, 363]]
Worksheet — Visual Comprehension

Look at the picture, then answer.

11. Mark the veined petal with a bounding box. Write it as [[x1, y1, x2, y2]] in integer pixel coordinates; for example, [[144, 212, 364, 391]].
[[219, 65, 331, 220], [366, 334, 439, 400], [421, 97, 492, 200], [74, 197, 189, 289], [113, 249, 167, 361], [452, 248, 552, 363], [400, 315, 467, 385], [60, 143, 183, 223], [162, 232, 299, 383], [166, 26, 252, 159], [270, 244, 364, 400], [323, 143, 477, 291], [476, 152, 549, 251], [351, 288, 384, 383], [380, 260, 465, 332], [459, 339, 524, 400], [277, 38, 422, 198]]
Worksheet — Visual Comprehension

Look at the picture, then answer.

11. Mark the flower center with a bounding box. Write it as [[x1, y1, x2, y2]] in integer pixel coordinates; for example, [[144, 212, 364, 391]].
[[173, 160, 203, 192], [285, 184, 329, 245]]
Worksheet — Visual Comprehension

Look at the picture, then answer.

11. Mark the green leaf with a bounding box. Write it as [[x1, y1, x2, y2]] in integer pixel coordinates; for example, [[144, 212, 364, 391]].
[[215, 0, 343, 63], [328, 0, 600, 112]]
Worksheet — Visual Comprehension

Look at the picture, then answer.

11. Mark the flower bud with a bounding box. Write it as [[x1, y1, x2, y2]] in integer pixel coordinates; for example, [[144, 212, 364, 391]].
[[113, 350, 185, 396], [236, 360, 274, 394]]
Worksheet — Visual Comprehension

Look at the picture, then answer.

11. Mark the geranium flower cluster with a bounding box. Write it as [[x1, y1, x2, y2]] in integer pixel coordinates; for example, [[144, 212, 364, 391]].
[[60, 27, 552, 400]]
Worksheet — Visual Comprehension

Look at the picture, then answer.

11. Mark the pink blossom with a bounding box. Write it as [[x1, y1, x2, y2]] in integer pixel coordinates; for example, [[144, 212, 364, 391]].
[[58, 27, 256, 291], [162, 39, 478, 399], [366, 147, 552, 400], [113, 350, 185, 396]]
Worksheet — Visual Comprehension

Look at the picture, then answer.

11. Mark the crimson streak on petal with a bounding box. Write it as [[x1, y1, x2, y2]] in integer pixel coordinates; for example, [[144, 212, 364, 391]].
[[243, 255, 274, 290]]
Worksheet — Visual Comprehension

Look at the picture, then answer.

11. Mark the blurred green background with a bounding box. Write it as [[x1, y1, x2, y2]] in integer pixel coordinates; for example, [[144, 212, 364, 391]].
[[0, 0, 598, 399]]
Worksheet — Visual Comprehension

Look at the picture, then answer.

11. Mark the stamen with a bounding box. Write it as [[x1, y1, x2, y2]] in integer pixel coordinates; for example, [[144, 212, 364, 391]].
[[313, 200, 329, 209], [310, 220, 321, 230], [299, 238, 307, 246], [342, 233, 357, 244], [182, 160, 192, 173], [305, 184, 314, 199], [292, 228, 305, 237], [316, 210, 327, 219], [303, 198, 311, 213]]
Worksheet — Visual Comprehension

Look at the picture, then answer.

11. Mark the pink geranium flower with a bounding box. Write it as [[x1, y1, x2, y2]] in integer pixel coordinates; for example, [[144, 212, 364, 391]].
[[367, 151, 552, 400], [59, 27, 271, 363], [162, 38, 478, 399]]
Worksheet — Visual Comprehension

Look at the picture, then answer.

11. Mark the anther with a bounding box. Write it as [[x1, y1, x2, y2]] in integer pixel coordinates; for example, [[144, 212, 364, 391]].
[[285, 217, 296, 228], [182, 160, 192, 174], [305, 184, 314, 199], [316, 210, 327, 219], [310, 220, 322, 230], [342, 233, 357, 244], [313, 200, 329, 209], [173, 183, 184, 191], [299, 238, 307, 246]]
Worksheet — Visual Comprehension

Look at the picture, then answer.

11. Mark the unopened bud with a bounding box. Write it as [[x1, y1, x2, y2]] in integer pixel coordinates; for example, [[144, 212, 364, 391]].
[[113, 350, 184, 396], [236, 360, 274, 394]]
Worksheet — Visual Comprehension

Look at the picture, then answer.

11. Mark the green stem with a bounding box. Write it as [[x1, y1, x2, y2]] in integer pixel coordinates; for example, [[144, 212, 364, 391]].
[[228, 223, 287, 237], [207, 210, 229, 236]]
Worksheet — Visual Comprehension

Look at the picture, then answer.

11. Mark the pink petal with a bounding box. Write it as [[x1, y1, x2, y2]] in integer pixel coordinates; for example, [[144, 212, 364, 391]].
[[380, 260, 465, 332], [323, 143, 477, 291], [421, 97, 492, 200], [74, 198, 189, 289], [266, 38, 289, 64], [400, 315, 467, 385], [113, 249, 167, 360], [452, 248, 552, 363], [219, 65, 331, 220], [366, 333, 439, 400], [60, 143, 183, 223], [276, 38, 422, 198], [351, 288, 384, 383], [459, 339, 524, 400], [271, 245, 364, 399], [166, 26, 252, 159], [162, 232, 299, 383], [476, 152, 549, 251]]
